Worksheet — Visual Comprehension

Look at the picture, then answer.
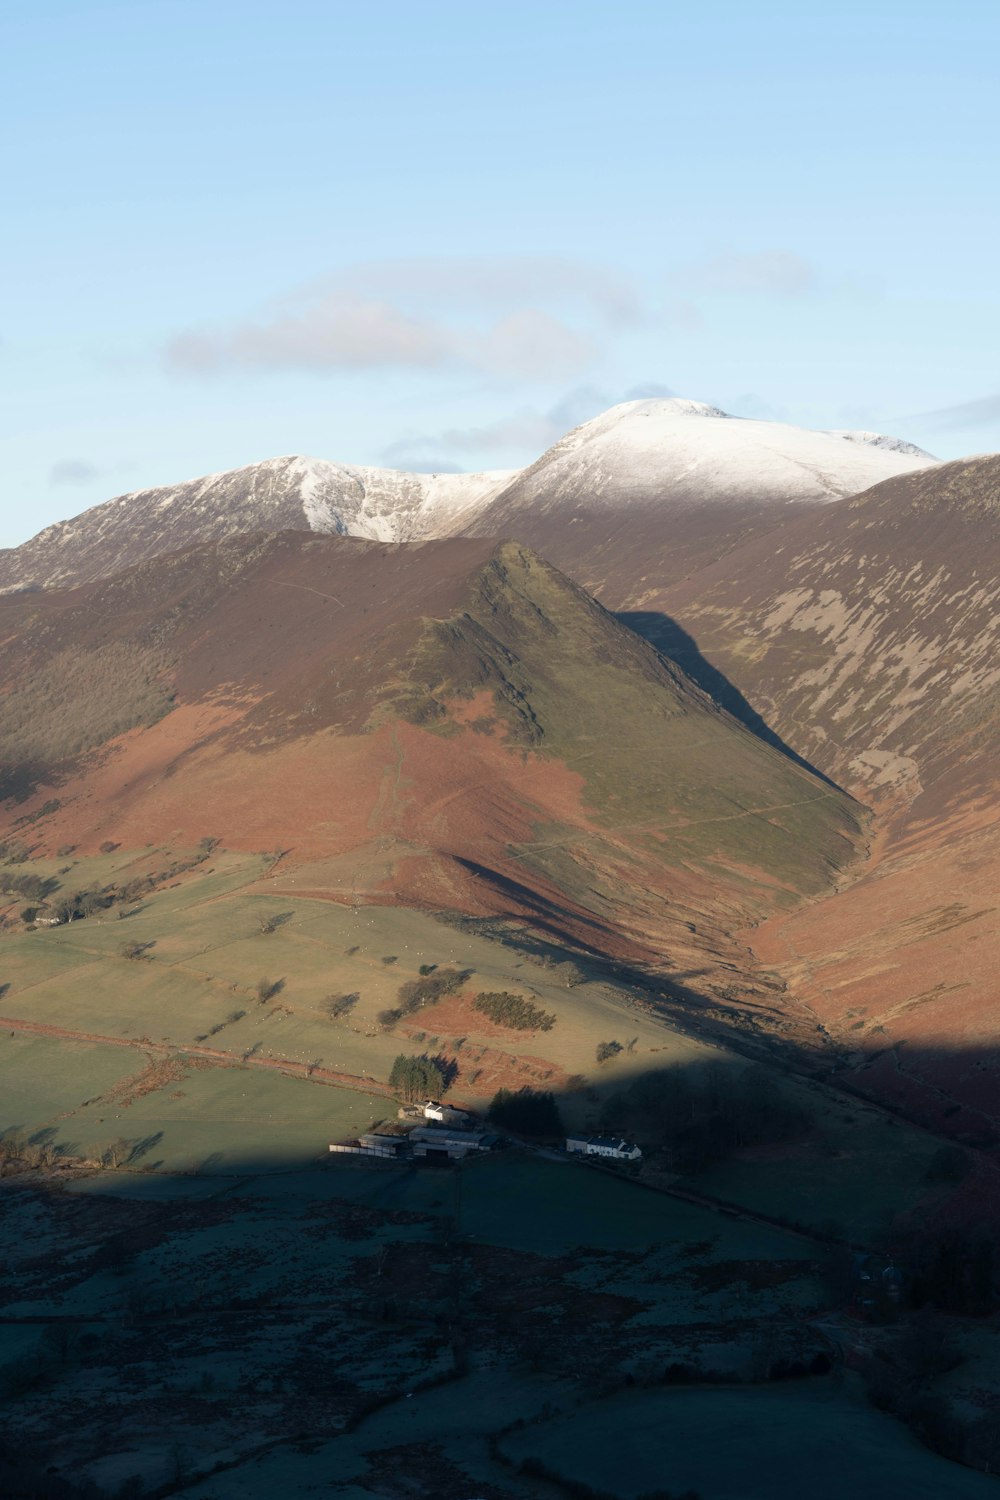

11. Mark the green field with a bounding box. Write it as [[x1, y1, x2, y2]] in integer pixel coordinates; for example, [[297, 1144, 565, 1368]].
[[1, 846, 716, 1100], [0, 846, 955, 1252], [0, 1031, 388, 1173], [0, 1033, 140, 1126]]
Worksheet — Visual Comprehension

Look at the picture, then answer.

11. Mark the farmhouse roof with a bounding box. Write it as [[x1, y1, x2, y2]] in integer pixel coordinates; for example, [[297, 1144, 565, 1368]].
[[589, 1136, 633, 1150]]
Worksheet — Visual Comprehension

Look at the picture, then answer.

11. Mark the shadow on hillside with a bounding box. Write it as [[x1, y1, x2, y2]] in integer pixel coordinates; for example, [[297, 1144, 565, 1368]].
[[7, 1035, 1000, 1500], [6, 1043, 1000, 1229], [618, 611, 842, 791], [439, 882, 811, 1073]]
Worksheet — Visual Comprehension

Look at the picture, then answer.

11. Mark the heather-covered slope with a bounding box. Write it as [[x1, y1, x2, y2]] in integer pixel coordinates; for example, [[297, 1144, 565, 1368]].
[[649, 456, 1000, 1135], [0, 533, 864, 988]]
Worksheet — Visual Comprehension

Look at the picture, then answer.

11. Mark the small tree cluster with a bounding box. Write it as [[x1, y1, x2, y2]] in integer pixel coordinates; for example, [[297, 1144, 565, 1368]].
[[379, 967, 469, 1030], [0, 870, 58, 902], [389, 1054, 445, 1103], [473, 991, 555, 1031], [324, 992, 360, 1020], [256, 976, 284, 1004], [596, 1039, 623, 1063], [397, 967, 468, 1012], [119, 941, 154, 961], [258, 910, 293, 934], [487, 1087, 563, 1138]]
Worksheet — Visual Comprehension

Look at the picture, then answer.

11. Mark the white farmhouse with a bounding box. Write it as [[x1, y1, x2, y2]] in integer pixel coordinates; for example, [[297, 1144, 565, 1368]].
[[566, 1135, 642, 1162], [423, 1099, 473, 1125]]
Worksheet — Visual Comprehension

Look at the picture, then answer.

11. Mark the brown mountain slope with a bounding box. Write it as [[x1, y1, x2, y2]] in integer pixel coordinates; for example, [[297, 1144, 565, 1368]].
[[658, 456, 1000, 809], [0, 532, 864, 1014], [642, 456, 1000, 1136]]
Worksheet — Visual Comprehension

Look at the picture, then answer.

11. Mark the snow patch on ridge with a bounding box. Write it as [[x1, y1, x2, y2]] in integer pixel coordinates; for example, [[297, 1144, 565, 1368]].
[[831, 430, 934, 460]]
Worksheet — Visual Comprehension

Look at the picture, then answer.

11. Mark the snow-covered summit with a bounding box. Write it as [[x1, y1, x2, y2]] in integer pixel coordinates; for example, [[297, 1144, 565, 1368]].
[[473, 398, 938, 527]]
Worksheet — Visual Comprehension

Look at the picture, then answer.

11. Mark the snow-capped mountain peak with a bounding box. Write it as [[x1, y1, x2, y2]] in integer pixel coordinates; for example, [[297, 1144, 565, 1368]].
[[0, 399, 938, 594]]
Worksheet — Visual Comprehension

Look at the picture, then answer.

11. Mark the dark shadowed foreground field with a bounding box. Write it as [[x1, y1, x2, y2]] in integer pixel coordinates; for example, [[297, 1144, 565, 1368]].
[[2, 1148, 999, 1500]]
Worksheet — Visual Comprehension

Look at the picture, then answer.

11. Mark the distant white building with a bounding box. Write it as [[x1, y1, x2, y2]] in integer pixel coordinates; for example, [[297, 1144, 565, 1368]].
[[423, 1099, 473, 1125], [566, 1135, 642, 1162]]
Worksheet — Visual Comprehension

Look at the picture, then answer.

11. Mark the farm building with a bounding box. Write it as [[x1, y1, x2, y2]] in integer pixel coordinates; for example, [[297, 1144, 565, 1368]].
[[410, 1126, 499, 1160], [422, 1099, 474, 1125], [328, 1132, 407, 1160], [566, 1135, 642, 1162], [360, 1133, 408, 1154]]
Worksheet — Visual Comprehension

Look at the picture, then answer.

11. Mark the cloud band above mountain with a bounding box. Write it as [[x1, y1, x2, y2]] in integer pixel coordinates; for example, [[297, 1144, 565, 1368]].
[[163, 255, 637, 381]]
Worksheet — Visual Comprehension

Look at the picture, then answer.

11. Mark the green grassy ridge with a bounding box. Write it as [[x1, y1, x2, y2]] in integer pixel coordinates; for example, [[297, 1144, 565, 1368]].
[[392, 543, 866, 902]]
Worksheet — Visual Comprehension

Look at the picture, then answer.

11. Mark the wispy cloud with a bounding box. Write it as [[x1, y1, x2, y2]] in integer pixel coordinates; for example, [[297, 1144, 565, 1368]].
[[166, 298, 596, 381], [317, 256, 641, 323], [168, 300, 450, 375], [672, 250, 817, 298], [908, 394, 1000, 431], [49, 458, 102, 486], [382, 383, 675, 469], [164, 255, 632, 380]]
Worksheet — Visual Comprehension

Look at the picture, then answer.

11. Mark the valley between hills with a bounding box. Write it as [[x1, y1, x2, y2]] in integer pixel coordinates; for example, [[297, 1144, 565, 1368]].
[[3, 399, 1000, 1499]]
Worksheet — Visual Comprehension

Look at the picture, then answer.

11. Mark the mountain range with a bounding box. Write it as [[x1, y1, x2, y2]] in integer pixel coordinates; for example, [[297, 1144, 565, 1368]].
[[0, 397, 932, 593], [6, 396, 1000, 1137]]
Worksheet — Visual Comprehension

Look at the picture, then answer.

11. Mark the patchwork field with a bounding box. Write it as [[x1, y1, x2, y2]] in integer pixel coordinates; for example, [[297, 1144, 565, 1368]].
[[0, 1151, 827, 1497], [3, 844, 996, 1496], [1, 846, 714, 1100], [0, 845, 964, 1246], [3, 1148, 996, 1499]]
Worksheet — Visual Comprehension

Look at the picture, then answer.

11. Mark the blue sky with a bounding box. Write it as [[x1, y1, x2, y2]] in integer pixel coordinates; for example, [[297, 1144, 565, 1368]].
[[2, 0, 998, 547]]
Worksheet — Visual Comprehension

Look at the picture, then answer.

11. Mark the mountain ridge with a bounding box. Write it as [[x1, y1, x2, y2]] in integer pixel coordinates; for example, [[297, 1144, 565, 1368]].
[[0, 399, 935, 594], [0, 531, 865, 994]]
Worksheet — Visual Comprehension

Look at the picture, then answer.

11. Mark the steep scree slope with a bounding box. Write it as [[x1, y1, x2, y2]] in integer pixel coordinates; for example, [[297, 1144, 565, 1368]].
[[652, 456, 1000, 1133]]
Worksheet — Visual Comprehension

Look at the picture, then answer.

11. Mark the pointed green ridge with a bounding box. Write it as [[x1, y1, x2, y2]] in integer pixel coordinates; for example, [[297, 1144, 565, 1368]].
[[390, 541, 867, 904]]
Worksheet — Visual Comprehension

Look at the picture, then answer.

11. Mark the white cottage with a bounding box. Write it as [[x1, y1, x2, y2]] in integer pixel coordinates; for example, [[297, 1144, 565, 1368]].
[[566, 1135, 642, 1162]]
